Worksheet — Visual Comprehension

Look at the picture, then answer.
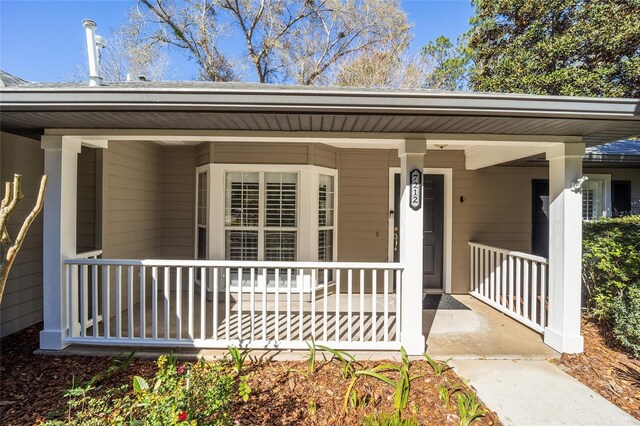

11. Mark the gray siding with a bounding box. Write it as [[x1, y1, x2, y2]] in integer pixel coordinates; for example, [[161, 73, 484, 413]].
[[0, 132, 44, 337]]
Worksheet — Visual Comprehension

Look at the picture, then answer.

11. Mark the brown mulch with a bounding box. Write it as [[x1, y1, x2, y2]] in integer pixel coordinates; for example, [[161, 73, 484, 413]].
[[1, 323, 500, 425], [554, 314, 640, 420]]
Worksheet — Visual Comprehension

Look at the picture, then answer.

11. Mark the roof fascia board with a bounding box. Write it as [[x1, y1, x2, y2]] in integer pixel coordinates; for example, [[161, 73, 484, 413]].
[[3, 88, 640, 120]]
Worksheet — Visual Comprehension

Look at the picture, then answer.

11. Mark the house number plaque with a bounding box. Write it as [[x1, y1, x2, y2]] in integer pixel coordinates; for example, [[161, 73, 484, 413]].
[[410, 169, 422, 211]]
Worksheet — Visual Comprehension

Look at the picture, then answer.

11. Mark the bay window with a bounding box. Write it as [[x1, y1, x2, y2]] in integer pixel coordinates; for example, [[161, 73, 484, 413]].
[[201, 164, 337, 291], [582, 174, 611, 221]]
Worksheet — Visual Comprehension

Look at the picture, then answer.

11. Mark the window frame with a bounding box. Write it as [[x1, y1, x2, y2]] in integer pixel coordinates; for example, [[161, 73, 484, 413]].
[[582, 174, 611, 221], [206, 163, 338, 268], [194, 166, 210, 260]]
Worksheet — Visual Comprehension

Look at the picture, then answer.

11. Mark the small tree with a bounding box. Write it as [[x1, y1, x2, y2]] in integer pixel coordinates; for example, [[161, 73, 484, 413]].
[[0, 174, 48, 304]]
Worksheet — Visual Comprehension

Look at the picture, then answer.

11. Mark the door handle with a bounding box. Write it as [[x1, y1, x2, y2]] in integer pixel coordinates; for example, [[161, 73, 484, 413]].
[[394, 226, 399, 252]]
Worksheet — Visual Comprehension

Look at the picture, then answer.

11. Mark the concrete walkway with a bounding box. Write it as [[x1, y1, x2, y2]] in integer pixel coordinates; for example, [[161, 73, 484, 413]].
[[451, 359, 639, 426]]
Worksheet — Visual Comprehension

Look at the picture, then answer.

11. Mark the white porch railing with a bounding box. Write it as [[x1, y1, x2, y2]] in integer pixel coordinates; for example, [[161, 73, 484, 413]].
[[469, 242, 548, 333], [63, 259, 403, 350]]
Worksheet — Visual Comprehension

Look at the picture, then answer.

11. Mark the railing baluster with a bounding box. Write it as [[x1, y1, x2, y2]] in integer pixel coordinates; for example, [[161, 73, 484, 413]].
[[139, 266, 146, 339], [250, 268, 256, 341], [523, 260, 529, 320], [68, 264, 75, 338], [213, 267, 219, 341], [490, 250, 495, 302], [323, 268, 328, 342], [298, 268, 304, 341], [127, 266, 134, 339], [371, 269, 377, 342], [483, 248, 489, 298], [151, 266, 158, 340], [188, 267, 194, 340], [335, 269, 341, 343], [508, 255, 514, 311], [311, 268, 317, 340], [262, 268, 267, 341], [286, 268, 292, 342], [501, 254, 507, 307], [495, 253, 501, 304], [359, 269, 365, 342], [515, 258, 522, 316], [103, 265, 110, 338], [176, 267, 182, 340], [201, 266, 206, 340], [82, 264, 89, 337], [237, 267, 243, 340], [115, 265, 122, 339], [225, 267, 231, 340], [164, 266, 170, 339], [274, 269, 280, 342], [347, 269, 353, 342], [79, 265, 86, 338], [531, 262, 538, 326], [383, 269, 389, 342]]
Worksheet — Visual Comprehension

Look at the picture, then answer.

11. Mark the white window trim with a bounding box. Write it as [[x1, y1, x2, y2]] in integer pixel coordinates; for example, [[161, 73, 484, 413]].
[[583, 174, 611, 221], [194, 165, 210, 260], [198, 164, 338, 293], [388, 167, 453, 294]]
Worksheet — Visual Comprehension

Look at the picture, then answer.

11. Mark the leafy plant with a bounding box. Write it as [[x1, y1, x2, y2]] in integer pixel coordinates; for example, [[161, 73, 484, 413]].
[[344, 347, 419, 418], [457, 391, 486, 426], [437, 380, 465, 408], [609, 282, 640, 357], [423, 353, 451, 376], [316, 344, 360, 379], [308, 400, 317, 416], [227, 345, 249, 375], [363, 411, 419, 426], [306, 339, 317, 374], [237, 375, 252, 402]]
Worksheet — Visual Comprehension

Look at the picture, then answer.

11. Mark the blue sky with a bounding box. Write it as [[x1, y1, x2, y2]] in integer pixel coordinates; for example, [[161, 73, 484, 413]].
[[0, 0, 474, 82]]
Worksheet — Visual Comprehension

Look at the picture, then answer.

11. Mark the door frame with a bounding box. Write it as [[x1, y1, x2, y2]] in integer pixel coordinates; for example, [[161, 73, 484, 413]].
[[388, 167, 453, 294]]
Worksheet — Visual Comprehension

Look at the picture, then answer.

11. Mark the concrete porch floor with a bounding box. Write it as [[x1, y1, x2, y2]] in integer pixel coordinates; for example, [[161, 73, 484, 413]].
[[424, 294, 558, 360]]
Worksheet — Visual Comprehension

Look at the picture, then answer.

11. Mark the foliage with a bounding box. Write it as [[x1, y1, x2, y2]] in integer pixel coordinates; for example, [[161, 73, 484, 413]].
[[227, 345, 249, 375], [609, 282, 640, 358], [423, 353, 451, 376], [418, 36, 469, 90], [345, 347, 419, 419], [582, 216, 640, 316], [363, 411, 418, 426], [467, 0, 640, 96], [437, 379, 465, 408], [456, 391, 486, 426], [316, 344, 360, 379], [134, 0, 410, 85], [40, 353, 249, 425], [306, 339, 317, 374]]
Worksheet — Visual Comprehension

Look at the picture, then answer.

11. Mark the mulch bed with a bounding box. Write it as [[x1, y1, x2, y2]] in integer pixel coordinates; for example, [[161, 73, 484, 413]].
[[1, 323, 500, 425], [554, 314, 640, 420]]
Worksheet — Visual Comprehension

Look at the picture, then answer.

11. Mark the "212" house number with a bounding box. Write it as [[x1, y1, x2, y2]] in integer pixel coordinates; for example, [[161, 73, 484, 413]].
[[410, 169, 422, 211]]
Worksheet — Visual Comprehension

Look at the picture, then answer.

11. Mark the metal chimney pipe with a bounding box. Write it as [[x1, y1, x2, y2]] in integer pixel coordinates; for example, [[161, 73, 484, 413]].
[[82, 19, 101, 86]]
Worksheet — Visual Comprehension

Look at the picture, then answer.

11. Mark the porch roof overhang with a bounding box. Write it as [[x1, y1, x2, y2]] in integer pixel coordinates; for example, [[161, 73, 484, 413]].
[[1, 81, 640, 145]]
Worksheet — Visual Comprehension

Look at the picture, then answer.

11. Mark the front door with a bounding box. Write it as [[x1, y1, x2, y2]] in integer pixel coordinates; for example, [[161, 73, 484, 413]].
[[531, 180, 549, 257], [393, 173, 444, 290]]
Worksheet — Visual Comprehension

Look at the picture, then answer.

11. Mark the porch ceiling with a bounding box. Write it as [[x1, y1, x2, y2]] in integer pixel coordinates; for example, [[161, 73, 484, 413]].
[[1, 81, 640, 144]]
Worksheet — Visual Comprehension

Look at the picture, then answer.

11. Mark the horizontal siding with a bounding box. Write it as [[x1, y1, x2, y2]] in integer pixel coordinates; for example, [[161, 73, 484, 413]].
[[0, 132, 44, 337], [103, 141, 163, 260], [162, 147, 195, 259], [196, 142, 210, 166], [213, 143, 308, 164], [313, 145, 338, 169]]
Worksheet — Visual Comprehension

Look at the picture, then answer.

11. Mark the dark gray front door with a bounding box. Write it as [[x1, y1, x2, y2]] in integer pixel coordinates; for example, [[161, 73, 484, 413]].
[[394, 173, 444, 290]]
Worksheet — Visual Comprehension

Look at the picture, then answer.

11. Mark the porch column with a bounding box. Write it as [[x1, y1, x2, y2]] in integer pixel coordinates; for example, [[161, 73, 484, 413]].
[[39, 136, 81, 350], [544, 142, 585, 353], [399, 139, 426, 355]]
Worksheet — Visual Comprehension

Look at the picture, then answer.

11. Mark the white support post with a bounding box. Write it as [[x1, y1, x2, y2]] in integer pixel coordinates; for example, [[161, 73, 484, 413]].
[[40, 135, 81, 350], [544, 142, 585, 354], [398, 139, 426, 355]]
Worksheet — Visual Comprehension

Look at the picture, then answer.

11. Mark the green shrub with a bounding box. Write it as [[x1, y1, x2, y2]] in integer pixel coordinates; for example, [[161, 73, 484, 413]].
[[363, 411, 418, 426], [582, 215, 640, 316], [609, 282, 640, 358]]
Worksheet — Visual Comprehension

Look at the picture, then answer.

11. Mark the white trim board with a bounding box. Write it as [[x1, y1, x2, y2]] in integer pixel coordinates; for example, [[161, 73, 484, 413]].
[[388, 167, 453, 294]]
